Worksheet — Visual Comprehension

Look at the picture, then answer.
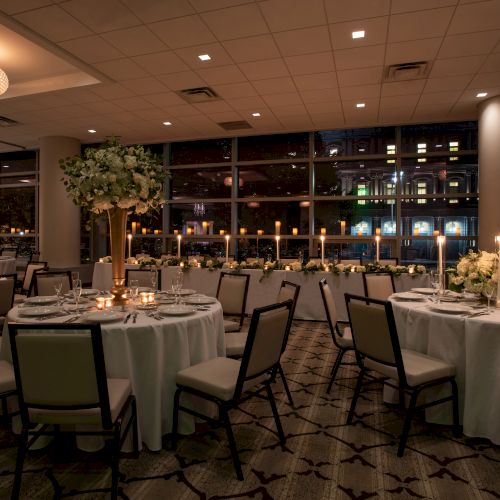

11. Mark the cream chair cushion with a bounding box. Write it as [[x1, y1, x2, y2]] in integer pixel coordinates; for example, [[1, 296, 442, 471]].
[[336, 326, 353, 348], [218, 275, 247, 316], [0, 360, 15, 393], [364, 274, 394, 301], [225, 332, 247, 357], [224, 319, 241, 333]]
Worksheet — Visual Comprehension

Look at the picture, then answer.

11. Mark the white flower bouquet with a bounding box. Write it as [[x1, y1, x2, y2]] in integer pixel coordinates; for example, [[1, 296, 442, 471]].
[[448, 250, 498, 294]]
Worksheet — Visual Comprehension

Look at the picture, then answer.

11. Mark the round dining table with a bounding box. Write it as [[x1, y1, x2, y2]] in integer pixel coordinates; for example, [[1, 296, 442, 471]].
[[390, 293, 500, 445], [2, 296, 225, 451], [0, 256, 16, 275]]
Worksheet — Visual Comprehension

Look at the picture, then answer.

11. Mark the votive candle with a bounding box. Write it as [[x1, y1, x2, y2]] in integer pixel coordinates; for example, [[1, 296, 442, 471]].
[[292, 228, 298, 236], [275, 221, 281, 235], [320, 227, 326, 236], [340, 221, 346, 235], [375, 227, 381, 236], [225, 234, 230, 262]]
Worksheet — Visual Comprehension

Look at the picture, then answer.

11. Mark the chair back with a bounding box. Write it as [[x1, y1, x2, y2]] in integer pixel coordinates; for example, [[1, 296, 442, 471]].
[[246, 257, 264, 266], [279, 258, 296, 264], [362, 272, 395, 300], [216, 272, 250, 326], [23, 262, 47, 295], [319, 278, 339, 330], [135, 253, 150, 259], [340, 258, 361, 266], [33, 271, 72, 296], [378, 258, 398, 266], [9, 323, 113, 428], [0, 273, 16, 315], [125, 268, 161, 289], [1, 247, 18, 258], [235, 300, 293, 397], [345, 294, 405, 384], [277, 280, 300, 317]]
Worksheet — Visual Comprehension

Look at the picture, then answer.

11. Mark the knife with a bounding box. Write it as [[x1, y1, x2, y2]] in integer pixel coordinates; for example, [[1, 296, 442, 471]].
[[123, 313, 132, 324]]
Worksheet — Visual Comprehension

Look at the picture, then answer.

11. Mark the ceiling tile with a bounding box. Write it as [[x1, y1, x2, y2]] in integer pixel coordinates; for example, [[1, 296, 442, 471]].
[[337, 67, 383, 86], [89, 83, 136, 100], [0, 0, 53, 15], [310, 112, 345, 129], [424, 74, 471, 92], [131, 107, 170, 121], [430, 55, 487, 78], [200, 4, 268, 40], [388, 7, 455, 43], [334, 45, 385, 70], [58, 35, 124, 63], [120, 0, 195, 23], [251, 77, 297, 94], [60, 0, 140, 32], [141, 91, 186, 106], [148, 16, 216, 49], [468, 70, 500, 88], [268, 104, 307, 117], [101, 26, 167, 57], [120, 77, 169, 96], [300, 88, 341, 103], [381, 79, 426, 97], [193, 100, 234, 114], [161, 104, 203, 117], [94, 58, 150, 81], [448, 0, 500, 34], [305, 101, 342, 114], [273, 26, 332, 56], [325, 0, 390, 23], [156, 71, 207, 90], [378, 107, 414, 123], [82, 100, 124, 114], [479, 52, 500, 73], [226, 95, 267, 110], [14, 5, 92, 42], [278, 115, 314, 131], [132, 51, 190, 75], [259, 0, 326, 31], [211, 82, 258, 98], [222, 35, 281, 63], [262, 92, 303, 107], [391, 0, 458, 14], [190, 0, 255, 12], [239, 59, 290, 80], [209, 110, 245, 123], [197, 65, 247, 85], [418, 91, 461, 105], [385, 38, 442, 66], [111, 96, 154, 111], [340, 83, 381, 100], [284, 52, 335, 76], [293, 72, 337, 90], [438, 30, 500, 59], [329, 16, 389, 50], [380, 93, 420, 108], [175, 43, 233, 69]]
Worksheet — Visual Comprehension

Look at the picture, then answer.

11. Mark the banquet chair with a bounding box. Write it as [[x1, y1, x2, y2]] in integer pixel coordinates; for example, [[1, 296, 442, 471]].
[[125, 268, 161, 289], [0, 273, 16, 331], [344, 294, 459, 457], [171, 300, 293, 480], [362, 271, 395, 301], [279, 258, 297, 264], [32, 270, 72, 296], [246, 257, 264, 266], [135, 253, 150, 259], [225, 281, 301, 406], [17, 261, 47, 297], [1, 247, 18, 258], [319, 278, 355, 393], [378, 258, 398, 266], [8, 322, 139, 499], [217, 272, 250, 332], [340, 258, 361, 266]]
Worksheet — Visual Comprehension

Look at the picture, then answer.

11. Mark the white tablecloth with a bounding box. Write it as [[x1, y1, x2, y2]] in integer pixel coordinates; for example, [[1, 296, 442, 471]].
[[391, 299, 500, 444], [0, 257, 16, 275], [2, 302, 225, 451]]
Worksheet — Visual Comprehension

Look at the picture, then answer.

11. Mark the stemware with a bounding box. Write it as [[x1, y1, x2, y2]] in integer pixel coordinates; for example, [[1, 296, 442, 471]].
[[172, 272, 183, 304], [430, 271, 440, 303], [129, 279, 139, 307], [150, 268, 158, 292], [483, 281, 497, 312], [72, 279, 82, 312], [54, 279, 64, 310]]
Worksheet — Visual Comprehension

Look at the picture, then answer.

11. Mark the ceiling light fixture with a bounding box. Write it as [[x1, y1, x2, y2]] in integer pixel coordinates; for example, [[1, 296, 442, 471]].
[[0, 69, 9, 96], [163, 121, 172, 126], [356, 102, 365, 108], [252, 112, 261, 117], [476, 92, 488, 98], [88, 129, 96, 134], [198, 54, 211, 61], [352, 30, 365, 39]]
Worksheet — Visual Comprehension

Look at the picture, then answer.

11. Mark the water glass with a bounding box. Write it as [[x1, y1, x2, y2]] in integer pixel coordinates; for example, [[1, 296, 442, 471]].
[[72, 279, 82, 312], [484, 281, 497, 312], [54, 279, 64, 310], [130, 279, 139, 306], [430, 271, 440, 302], [150, 269, 158, 292], [172, 272, 183, 304]]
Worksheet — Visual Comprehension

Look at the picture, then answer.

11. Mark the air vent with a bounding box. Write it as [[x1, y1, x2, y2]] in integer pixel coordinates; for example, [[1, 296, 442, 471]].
[[385, 61, 430, 82], [176, 86, 220, 104], [0, 115, 19, 127], [217, 121, 252, 131]]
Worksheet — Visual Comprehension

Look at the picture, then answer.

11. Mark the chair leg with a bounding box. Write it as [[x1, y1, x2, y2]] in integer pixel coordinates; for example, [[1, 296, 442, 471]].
[[220, 408, 243, 481], [131, 399, 139, 458], [266, 384, 286, 444], [398, 390, 418, 457], [277, 363, 294, 407], [346, 369, 365, 424], [326, 348, 346, 394], [450, 379, 460, 437], [110, 426, 121, 500], [170, 388, 181, 450], [11, 428, 28, 500]]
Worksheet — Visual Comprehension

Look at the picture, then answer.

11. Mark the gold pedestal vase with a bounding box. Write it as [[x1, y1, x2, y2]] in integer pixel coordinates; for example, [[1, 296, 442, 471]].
[[108, 207, 128, 305]]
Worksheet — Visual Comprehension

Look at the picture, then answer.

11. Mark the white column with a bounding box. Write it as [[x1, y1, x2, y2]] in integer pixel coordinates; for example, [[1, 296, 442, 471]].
[[478, 95, 500, 251], [39, 136, 81, 267]]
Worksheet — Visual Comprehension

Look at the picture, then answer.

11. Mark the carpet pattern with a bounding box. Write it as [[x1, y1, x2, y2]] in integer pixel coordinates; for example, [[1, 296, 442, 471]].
[[1, 320, 499, 499]]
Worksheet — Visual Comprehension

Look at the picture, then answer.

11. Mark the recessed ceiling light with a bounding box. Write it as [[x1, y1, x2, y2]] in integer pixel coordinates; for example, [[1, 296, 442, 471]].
[[88, 129, 96, 134], [352, 30, 365, 39], [356, 102, 365, 108], [252, 112, 261, 117], [19, 179, 30, 183], [198, 54, 211, 61], [476, 92, 488, 98], [163, 121, 172, 126], [2, 165, 9, 168]]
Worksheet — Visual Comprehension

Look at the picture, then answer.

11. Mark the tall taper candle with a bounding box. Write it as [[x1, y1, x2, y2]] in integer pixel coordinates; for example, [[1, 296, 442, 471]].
[[375, 235, 380, 263], [225, 234, 230, 263], [127, 233, 132, 259], [320, 235, 325, 266], [275, 235, 280, 261], [275, 221, 281, 235], [177, 234, 181, 259], [437, 235, 445, 291]]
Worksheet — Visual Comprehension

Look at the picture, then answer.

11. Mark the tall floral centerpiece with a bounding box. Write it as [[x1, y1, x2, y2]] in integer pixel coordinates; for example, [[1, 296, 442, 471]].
[[60, 139, 166, 303], [447, 250, 498, 295]]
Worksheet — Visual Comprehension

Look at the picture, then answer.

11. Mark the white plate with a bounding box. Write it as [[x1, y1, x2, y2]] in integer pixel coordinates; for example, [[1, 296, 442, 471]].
[[24, 296, 59, 305], [155, 296, 175, 304], [158, 304, 196, 316], [64, 297, 91, 305], [429, 303, 472, 314], [81, 288, 100, 297], [184, 296, 217, 305], [411, 288, 436, 295], [392, 292, 426, 301], [19, 305, 60, 317], [165, 288, 196, 296], [81, 311, 125, 323]]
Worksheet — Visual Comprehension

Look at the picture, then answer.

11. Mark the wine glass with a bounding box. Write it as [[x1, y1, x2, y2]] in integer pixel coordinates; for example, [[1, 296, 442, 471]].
[[150, 268, 158, 292], [71, 271, 80, 283], [129, 279, 139, 307], [483, 281, 497, 312], [172, 272, 183, 304], [54, 278, 64, 310], [430, 271, 440, 303], [72, 279, 82, 313]]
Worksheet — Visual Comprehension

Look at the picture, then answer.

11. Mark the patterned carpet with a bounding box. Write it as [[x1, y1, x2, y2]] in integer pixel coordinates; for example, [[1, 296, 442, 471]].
[[1, 320, 500, 499]]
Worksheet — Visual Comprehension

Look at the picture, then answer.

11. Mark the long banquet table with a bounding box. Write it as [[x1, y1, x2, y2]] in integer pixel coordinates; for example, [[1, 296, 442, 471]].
[[2, 301, 225, 451], [390, 298, 500, 445], [92, 263, 430, 321]]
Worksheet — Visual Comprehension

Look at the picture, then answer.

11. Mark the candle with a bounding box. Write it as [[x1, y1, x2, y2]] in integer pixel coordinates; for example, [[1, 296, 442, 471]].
[[187, 227, 192, 235], [96, 297, 106, 310], [455, 226, 461, 236], [433, 230, 440, 236], [105, 296, 114, 308], [127, 234, 132, 258], [240, 227, 247, 235], [154, 229, 159, 235], [292, 228, 298, 236], [275, 221, 281, 235], [177, 234, 182, 259], [285, 265, 290, 271], [180, 261, 184, 268], [320, 235, 325, 265], [174, 229, 179, 235], [357, 230, 363, 237], [202, 221, 208, 234], [437, 235, 446, 291], [140, 292, 154, 305], [225, 234, 230, 262], [495, 235, 500, 253], [131, 222, 137, 234], [219, 229, 225, 235], [320, 227, 326, 236], [142, 228, 147, 235], [375, 235, 380, 263], [257, 229, 264, 236], [275, 235, 280, 261], [375, 227, 381, 236], [414, 227, 420, 236], [340, 220, 346, 235], [10, 228, 14, 234]]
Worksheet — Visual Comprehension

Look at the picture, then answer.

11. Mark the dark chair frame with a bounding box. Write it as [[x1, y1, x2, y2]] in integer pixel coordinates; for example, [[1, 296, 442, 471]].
[[361, 271, 396, 299], [216, 271, 250, 331], [32, 270, 73, 296], [8, 322, 139, 499], [172, 300, 293, 480], [0, 273, 17, 313], [125, 268, 162, 290], [344, 294, 460, 457], [1, 246, 18, 258], [22, 261, 48, 296]]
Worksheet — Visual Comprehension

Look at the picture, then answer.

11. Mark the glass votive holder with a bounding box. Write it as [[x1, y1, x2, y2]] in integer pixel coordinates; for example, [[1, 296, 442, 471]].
[[285, 265, 291, 271], [96, 297, 106, 310], [140, 291, 155, 305]]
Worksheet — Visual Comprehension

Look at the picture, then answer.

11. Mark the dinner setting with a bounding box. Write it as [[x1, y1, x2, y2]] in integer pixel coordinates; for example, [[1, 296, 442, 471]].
[[1, 1, 500, 498]]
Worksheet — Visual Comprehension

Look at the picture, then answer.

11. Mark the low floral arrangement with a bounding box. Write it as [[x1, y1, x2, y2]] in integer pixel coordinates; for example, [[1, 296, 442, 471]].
[[447, 250, 498, 294], [60, 138, 167, 216]]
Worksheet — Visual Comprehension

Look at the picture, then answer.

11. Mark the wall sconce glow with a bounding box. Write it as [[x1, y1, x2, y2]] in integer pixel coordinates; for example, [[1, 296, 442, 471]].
[[198, 54, 211, 61], [0, 68, 9, 96], [352, 30, 365, 39], [163, 121, 172, 126], [88, 129, 96, 134], [356, 102, 365, 108], [476, 92, 488, 98], [252, 112, 261, 117]]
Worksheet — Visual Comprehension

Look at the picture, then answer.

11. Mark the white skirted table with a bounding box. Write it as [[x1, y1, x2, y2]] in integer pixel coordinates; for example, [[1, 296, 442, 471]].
[[92, 263, 430, 321], [2, 301, 225, 451], [0, 256, 16, 275], [390, 298, 500, 445]]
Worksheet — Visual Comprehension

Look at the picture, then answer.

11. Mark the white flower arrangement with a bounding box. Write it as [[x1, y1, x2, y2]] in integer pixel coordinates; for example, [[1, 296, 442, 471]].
[[60, 138, 167, 215], [448, 250, 498, 294], [290, 261, 303, 272]]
